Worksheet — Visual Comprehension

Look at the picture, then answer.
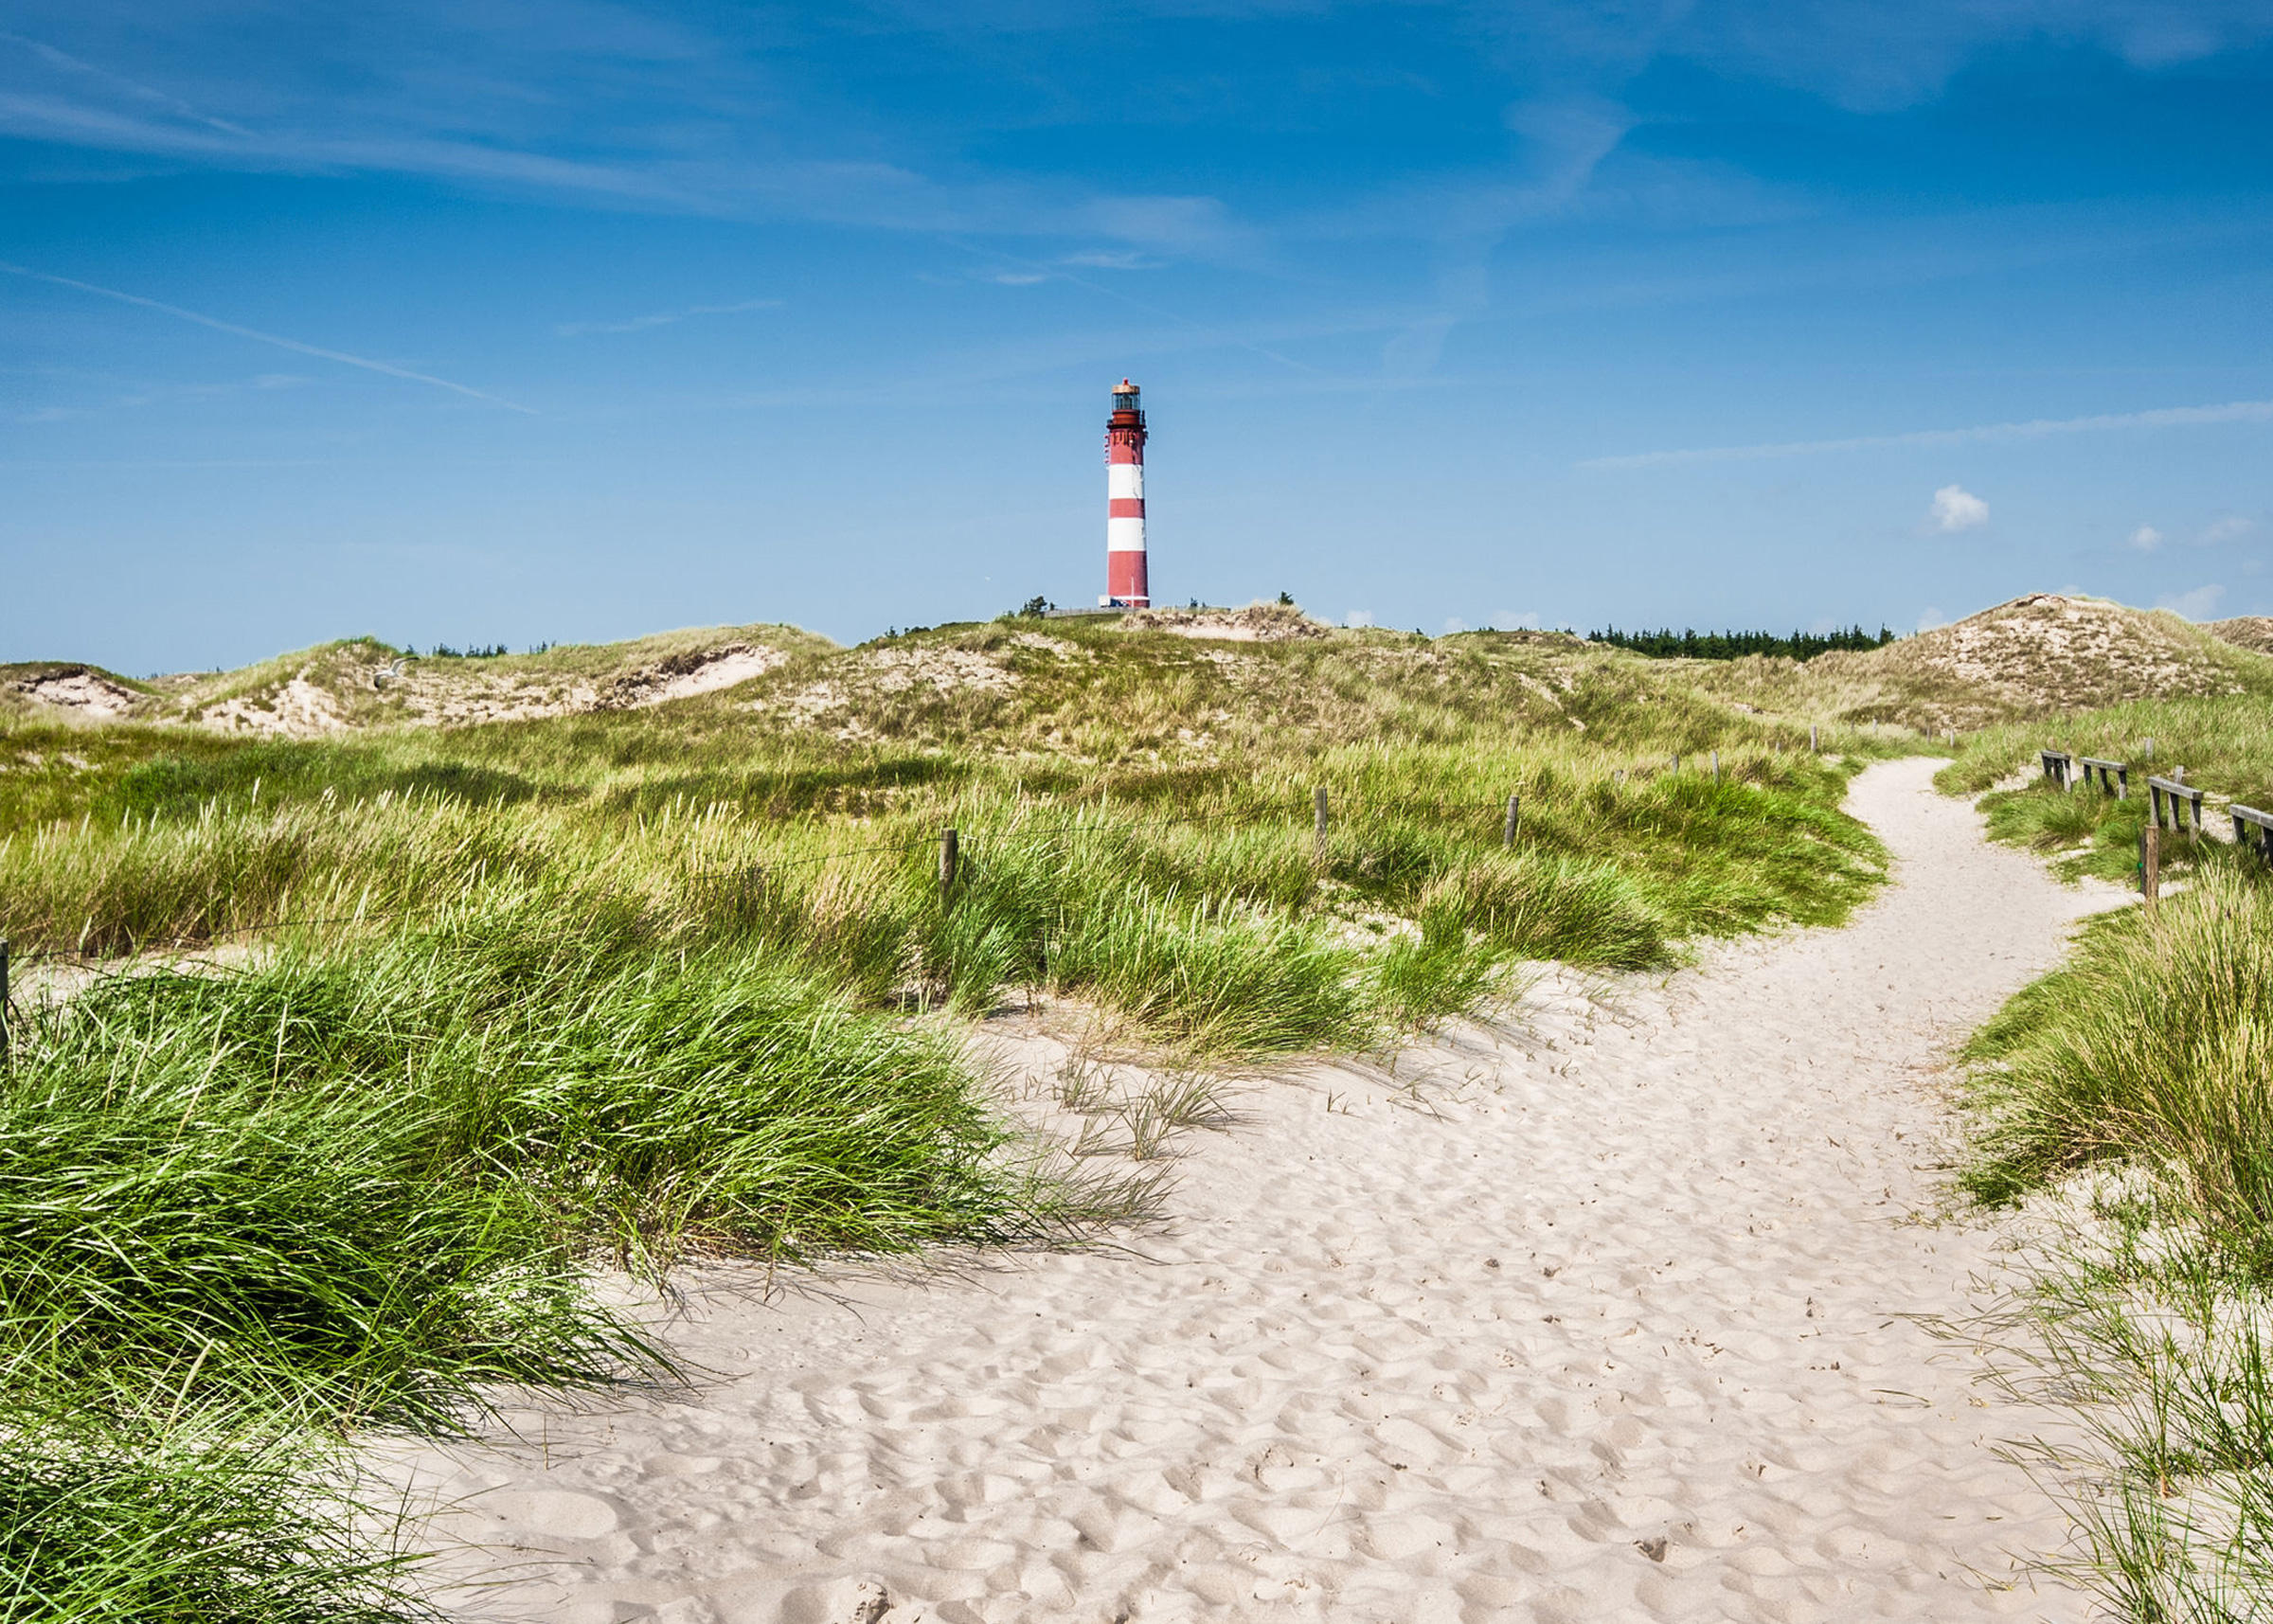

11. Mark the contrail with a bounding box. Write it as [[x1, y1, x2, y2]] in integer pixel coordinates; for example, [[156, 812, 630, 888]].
[[1580, 398, 2273, 470], [0, 261, 535, 413]]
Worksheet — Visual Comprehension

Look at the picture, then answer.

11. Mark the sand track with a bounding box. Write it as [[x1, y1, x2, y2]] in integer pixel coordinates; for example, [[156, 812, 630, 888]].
[[389, 759, 2125, 1622]]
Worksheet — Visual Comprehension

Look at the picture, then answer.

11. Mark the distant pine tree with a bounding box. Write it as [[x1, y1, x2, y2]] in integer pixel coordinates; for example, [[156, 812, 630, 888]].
[[1585, 624, 1896, 662]]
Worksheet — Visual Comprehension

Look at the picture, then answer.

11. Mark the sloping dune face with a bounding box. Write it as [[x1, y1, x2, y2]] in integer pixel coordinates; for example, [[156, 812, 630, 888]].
[[127, 632, 809, 737], [1702, 593, 2273, 733], [6, 668, 144, 721], [1117, 602, 1332, 642], [1883, 594, 2248, 709], [2207, 616, 2273, 655]]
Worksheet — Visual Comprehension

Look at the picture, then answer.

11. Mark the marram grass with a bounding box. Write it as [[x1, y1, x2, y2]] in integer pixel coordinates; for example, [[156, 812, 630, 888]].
[[1958, 863, 2273, 1618], [0, 745, 1884, 1055], [0, 913, 1099, 1620], [0, 1406, 442, 1624], [1960, 863, 2273, 1257], [0, 629, 1896, 1617]]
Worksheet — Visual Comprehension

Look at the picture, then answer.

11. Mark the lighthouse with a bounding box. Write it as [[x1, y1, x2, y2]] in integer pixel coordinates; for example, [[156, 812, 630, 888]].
[[1101, 379, 1150, 608]]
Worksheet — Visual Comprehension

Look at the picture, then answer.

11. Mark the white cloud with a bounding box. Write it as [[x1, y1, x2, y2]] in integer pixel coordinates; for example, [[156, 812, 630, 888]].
[[1917, 606, 1948, 632], [2128, 525, 2164, 551], [2203, 515, 2258, 544], [1928, 484, 1988, 532], [1344, 611, 1373, 629], [1491, 610, 1542, 630], [2157, 584, 2227, 620], [1442, 616, 1470, 634]]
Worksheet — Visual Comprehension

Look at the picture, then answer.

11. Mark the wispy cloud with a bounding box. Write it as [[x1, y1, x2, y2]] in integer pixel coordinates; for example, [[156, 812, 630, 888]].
[[10, 369, 312, 424], [938, 239, 1332, 377], [2128, 525, 2164, 551], [1058, 250, 1156, 271], [0, 30, 247, 136], [0, 262, 534, 411], [1582, 398, 2273, 471], [555, 298, 781, 337]]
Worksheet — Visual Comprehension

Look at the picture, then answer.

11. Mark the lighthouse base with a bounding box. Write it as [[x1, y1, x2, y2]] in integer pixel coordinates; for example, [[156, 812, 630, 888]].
[[1107, 548, 1150, 609]]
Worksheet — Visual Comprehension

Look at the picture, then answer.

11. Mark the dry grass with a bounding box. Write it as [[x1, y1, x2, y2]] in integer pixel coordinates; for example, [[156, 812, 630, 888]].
[[19, 591, 2264, 754], [1114, 601, 1333, 642], [2207, 616, 2273, 656], [1696, 595, 2273, 733], [7, 628, 836, 737]]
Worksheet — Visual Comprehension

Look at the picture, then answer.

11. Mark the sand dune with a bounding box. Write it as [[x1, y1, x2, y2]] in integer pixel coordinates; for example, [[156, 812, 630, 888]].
[[380, 758, 2126, 1622]]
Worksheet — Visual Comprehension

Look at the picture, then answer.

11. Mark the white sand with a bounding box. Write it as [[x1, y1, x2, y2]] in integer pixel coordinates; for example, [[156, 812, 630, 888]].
[[385, 759, 2129, 1622]]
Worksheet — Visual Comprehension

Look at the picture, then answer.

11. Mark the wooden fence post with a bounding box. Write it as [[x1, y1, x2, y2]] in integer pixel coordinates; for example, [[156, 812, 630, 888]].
[[1710, 751, 1721, 783], [1809, 725, 1819, 753], [0, 937, 9, 1065], [2141, 823, 2159, 916], [938, 828, 959, 908], [2143, 737, 2155, 765], [1314, 787, 1330, 864], [1502, 794, 1519, 848], [1671, 753, 1680, 775]]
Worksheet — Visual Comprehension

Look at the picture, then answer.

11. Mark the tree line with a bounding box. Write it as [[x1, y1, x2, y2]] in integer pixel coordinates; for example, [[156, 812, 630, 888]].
[[1585, 624, 1898, 661]]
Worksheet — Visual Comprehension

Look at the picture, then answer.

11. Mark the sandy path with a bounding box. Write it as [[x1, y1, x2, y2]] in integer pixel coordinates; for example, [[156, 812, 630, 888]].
[[389, 758, 2124, 1623]]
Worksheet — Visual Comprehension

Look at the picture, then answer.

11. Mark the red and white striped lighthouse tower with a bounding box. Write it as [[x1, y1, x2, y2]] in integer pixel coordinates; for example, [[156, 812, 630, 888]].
[[1102, 378, 1150, 607]]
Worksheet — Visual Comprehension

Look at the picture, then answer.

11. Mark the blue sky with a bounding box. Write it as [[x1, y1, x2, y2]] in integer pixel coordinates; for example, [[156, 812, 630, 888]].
[[3, 1, 2271, 671]]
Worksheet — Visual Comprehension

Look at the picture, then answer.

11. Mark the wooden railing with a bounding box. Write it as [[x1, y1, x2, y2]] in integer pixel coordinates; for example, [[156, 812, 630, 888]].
[[2232, 804, 2273, 865], [2148, 775, 2206, 841], [2077, 756, 2129, 797]]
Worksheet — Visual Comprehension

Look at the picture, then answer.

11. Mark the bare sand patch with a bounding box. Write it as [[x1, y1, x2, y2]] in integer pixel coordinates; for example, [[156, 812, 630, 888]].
[[378, 759, 2125, 1621], [766, 647, 1018, 730], [201, 675, 350, 735], [598, 645, 788, 711], [385, 642, 788, 727], [1119, 604, 1331, 642], [8, 667, 142, 720]]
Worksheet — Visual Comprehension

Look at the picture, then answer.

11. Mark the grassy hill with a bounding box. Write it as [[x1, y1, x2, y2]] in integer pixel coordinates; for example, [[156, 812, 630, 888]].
[[1, 604, 1897, 983], [20, 591, 2265, 752], [1695, 593, 2273, 732]]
